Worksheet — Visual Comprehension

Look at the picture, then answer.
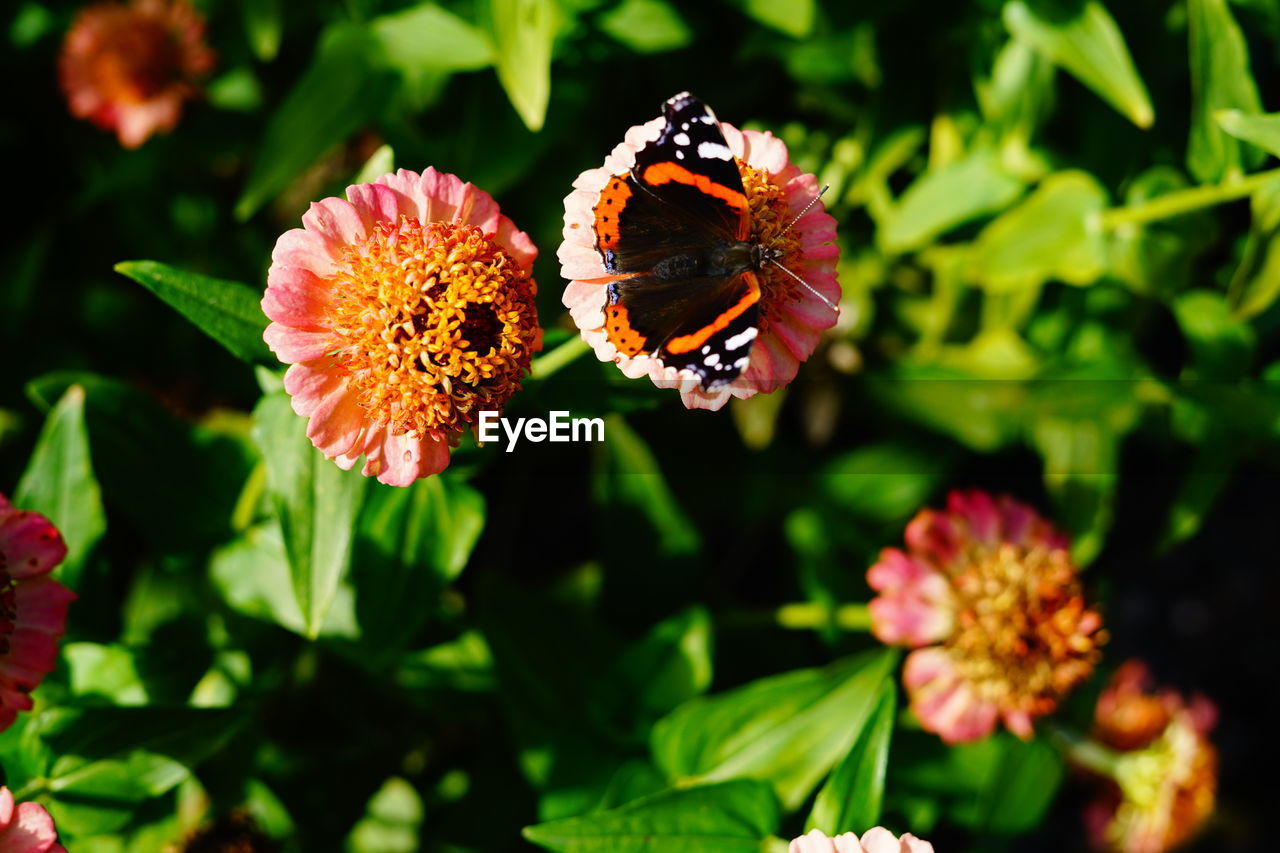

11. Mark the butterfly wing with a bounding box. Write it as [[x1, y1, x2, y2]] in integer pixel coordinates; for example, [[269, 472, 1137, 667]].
[[591, 92, 760, 389]]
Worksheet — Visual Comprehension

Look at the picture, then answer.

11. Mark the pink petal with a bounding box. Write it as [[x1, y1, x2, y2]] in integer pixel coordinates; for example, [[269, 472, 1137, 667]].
[[262, 264, 332, 329], [345, 181, 402, 232], [789, 830, 838, 853], [270, 228, 337, 278], [899, 835, 934, 853], [0, 513, 66, 580], [739, 128, 791, 175], [283, 362, 346, 419], [301, 197, 367, 251], [0, 788, 13, 828], [264, 324, 334, 364], [0, 801, 59, 853], [904, 510, 962, 570], [947, 490, 1001, 545], [304, 388, 367, 459], [857, 828, 903, 853], [13, 578, 74, 635], [5, 630, 60, 673]]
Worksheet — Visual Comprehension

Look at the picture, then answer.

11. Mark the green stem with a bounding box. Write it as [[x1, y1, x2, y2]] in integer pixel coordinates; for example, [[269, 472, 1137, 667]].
[[1100, 167, 1280, 231], [776, 601, 872, 632], [530, 335, 591, 380], [1048, 724, 1121, 777]]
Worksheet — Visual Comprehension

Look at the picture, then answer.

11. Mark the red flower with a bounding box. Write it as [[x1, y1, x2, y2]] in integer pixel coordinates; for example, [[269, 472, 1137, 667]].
[[0, 495, 75, 732], [58, 0, 214, 148]]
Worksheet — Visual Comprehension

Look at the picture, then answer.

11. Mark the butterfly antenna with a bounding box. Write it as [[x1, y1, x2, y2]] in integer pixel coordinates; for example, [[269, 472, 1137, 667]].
[[768, 257, 838, 316], [768, 184, 831, 246]]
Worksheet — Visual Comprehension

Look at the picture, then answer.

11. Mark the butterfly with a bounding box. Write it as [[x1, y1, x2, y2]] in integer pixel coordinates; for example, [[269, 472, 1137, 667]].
[[589, 91, 815, 390]]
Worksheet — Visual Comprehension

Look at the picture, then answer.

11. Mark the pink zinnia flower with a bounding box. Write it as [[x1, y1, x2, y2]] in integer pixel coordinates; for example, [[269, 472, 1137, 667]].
[[559, 103, 840, 411], [0, 787, 65, 853], [867, 490, 1105, 743], [1083, 662, 1217, 853], [0, 495, 75, 733], [263, 168, 541, 486], [790, 828, 935, 853], [58, 0, 215, 148]]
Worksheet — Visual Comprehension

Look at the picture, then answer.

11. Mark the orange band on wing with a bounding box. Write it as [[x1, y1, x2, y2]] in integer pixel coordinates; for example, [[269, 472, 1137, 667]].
[[593, 175, 633, 251], [605, 301, 649, 357], [641, 162, 747, 213], [664, 272, 760, 355]]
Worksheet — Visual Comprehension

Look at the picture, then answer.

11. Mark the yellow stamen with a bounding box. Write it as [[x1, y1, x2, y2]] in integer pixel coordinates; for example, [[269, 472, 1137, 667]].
[[325, 218, 538, 442], [945, 542, 1106, 716], [738, 161, 804, 330]]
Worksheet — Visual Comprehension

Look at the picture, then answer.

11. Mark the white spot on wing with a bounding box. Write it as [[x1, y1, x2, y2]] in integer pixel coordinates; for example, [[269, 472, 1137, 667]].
[[676, 150, 684, 159], [673, 132, 691, 146], [704, 353, 720, 367], [697, 141, 733, 160], [725, 327, 758, 350]]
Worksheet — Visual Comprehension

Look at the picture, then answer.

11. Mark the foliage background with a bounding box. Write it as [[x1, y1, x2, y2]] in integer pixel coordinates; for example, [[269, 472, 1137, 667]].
[[2, 0, 1277, 850]]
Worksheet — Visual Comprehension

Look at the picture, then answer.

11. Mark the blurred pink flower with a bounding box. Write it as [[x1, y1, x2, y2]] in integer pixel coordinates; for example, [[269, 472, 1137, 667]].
[[560, 111, 840, 411], [867, 489, 1104, 743], [58, 0, 214, 148], [0, 786, 66, 852], [0, 495, 75, 733], [263, 168, 541, 486], [1083, 662, 1217, 853], [790, 828, 934, 853]]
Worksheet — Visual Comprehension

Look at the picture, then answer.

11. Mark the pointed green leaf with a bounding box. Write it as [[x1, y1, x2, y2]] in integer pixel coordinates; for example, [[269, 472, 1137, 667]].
[[1187, 0, 1264, 182], [236, 23, 392, 220], [486, 0, 558, 131], [241, 0, 282, 61], [652, 649, 897, 810], [970, 170, 1107, 291], [599, 0, 692, 54], [15, 385, 104, 588], [370, 3, 494, 73], [743, 0, 815, 39], [807, 679, 896, 834], [114, 261, 271, 364], [973, 736, 1064, 833], [880, 150, 1025, 253], [1004, 0, 1153, 128], [252, 393, 366, 638], [346, 777, 424, 853], [523, 780, 780, 852], [1216, 109, 1280, 160]]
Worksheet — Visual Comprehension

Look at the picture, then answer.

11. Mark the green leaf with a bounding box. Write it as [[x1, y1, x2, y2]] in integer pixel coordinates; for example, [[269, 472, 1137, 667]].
[[370, 3, 494, 74], [598, 0, 692, 53], [252, 393, 367, 638], [742, 0, 815, 38], [236, 23, 393, 220], [970, 170, 1107, 291], [1232, 174, 1280, 317], [350, 476, 485, 662], [63, 643, 148, 706], [880, 150, 1025, 253], [820, 442, 948, 523], [523, 780, 780, 852], [14, 707, 243, 836], [976, 39, 1055, 142], [807, 678, 895, 835], [209, 521, 358, 639], [651, 649, 898, 810], [345, 777, 424, 853], [972, 736, 1064, 833], [592, 608, 713, 741], [1160, 435, 1241, 549], [1172, 290, 1256, 380], [1187, 0, 1264, 182], [594, 415, 700, 556], [1216, 109, 1280, 159], [1105, 166, 1216, 297], [352, 144, 395, 186], [114, 261, 271, 364], [14, 385, 105, 587], [1004, 0, 1153, 128], [241, 0, 282, 62], [485, 0, 558, 132]]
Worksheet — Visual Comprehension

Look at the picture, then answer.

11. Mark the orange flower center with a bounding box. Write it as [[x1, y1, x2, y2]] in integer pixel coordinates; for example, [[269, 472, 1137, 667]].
[[325, 218, 538, 442], [944, 542, 1105, 715], [738, 161, 804, 331], [92, 11, 184, 103]]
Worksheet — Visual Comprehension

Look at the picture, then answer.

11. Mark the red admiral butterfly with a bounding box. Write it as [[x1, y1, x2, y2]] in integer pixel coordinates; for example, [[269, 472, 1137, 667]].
[[587, 91, 831, 390]]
